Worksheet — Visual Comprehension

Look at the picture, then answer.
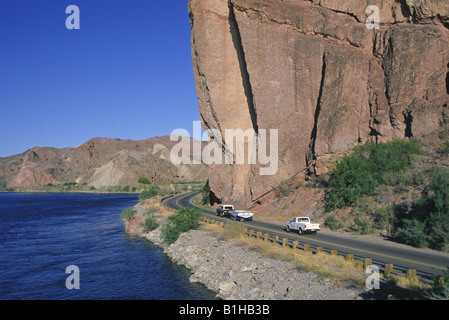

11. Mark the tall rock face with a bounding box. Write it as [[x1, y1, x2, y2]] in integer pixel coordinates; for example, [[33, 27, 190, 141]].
[[189, 0, 449, 208]]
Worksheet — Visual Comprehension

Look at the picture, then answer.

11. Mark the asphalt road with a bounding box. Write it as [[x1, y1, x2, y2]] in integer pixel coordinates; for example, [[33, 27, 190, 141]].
[[163, 190, 449, 280]]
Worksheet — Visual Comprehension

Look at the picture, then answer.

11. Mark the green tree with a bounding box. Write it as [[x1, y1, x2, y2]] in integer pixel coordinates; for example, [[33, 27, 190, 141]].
[[161, 207, 202, 244], [394, 219, 429, 248], [423, 168, 449, 250], [325, 139, 421, 211]]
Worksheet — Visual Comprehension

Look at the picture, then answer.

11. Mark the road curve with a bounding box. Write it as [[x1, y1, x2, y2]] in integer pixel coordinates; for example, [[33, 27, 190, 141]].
[[163, 191, 449, 279]]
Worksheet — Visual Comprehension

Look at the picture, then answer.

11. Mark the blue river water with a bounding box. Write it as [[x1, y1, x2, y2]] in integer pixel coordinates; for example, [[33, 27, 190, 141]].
[[0, 192, 217, 300]]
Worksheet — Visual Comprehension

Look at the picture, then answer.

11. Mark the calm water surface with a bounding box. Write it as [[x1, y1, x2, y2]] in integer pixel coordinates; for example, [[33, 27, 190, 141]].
[[0, 192, 216, 300]]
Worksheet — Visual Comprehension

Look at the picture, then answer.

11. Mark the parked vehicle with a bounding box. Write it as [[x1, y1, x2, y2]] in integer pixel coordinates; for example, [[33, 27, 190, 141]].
[[285, 217, 320, 235]]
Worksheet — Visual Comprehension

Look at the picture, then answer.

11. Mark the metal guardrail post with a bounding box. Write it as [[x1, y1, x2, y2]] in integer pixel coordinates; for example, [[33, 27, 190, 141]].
[[364, 258, 373, 270], [282, 238, 288, 247], [385, 264, 394, 277], [407, 269, 417, 280], [292, 240, 299, 249]]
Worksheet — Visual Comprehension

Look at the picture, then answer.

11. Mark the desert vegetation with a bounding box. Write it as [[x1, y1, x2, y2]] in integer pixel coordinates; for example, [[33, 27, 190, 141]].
[[161, 207, 202, 245], [320, 138, 449, 251]]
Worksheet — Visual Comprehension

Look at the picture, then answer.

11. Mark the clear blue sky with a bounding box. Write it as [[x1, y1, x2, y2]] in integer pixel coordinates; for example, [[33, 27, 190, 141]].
[[0, 0, 200, 157]]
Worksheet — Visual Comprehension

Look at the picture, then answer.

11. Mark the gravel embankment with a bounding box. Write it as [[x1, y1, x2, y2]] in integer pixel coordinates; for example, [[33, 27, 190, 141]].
[[132, 207, 366, 300]]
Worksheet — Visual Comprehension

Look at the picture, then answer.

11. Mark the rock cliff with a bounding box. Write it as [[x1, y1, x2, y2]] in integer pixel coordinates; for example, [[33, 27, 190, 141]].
[[0, 136, 208, 188], [188, 0, 449, 208]]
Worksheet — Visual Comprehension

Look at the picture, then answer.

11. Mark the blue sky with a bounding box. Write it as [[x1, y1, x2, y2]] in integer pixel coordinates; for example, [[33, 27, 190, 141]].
[[0, 0, 200, 157]]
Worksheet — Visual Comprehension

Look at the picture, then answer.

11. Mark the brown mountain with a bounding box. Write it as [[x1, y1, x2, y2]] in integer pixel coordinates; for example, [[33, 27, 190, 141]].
[[189, 0, 449, 208], [0, 136, 208, 188]]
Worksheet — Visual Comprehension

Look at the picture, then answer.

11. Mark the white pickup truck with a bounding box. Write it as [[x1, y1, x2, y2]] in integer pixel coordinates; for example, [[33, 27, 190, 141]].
[[286, 217, 320, 235], [216, 204, 253, 221], [216, 204, 234, 217]]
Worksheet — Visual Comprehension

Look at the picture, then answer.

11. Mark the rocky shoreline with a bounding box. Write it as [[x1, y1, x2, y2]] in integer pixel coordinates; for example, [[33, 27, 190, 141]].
[[126, 202, 366, 300]]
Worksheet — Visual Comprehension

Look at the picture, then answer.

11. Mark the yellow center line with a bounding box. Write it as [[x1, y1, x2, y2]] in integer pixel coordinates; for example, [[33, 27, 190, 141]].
[[201, 211, 446, 271], [175, 191, 198, 208]]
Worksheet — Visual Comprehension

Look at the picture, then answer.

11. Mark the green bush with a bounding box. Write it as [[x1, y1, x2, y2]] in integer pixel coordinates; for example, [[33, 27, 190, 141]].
[[201, 184, 210, 205], [121, 207, 137, 222], [392, 168, 449, 250], [325, 139, 421, 210], [394, 219, 429, 248], [426, 268, 449, 300], [324, 215, 341, 231], [138, 176, 151, 184], [141, 214, 159, 233], [349, 214, 374, 235], [139, 186, 161, 200], [161, 207, 202, 244], [420, 168, 449, 250], [372, 206, 395, 236]]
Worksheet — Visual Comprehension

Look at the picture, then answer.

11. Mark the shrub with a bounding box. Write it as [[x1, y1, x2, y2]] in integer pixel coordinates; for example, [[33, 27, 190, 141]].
[[121, 207, 137, 222], [393, 168, 449, 250], [441, 140, 449, 155], [426, 268, 449, 300], [278, 181, 293, 198], [161, 207, 202, 244], [372, 206, 395, 236], [141, 214, 159, 233], [139, 186, 161, 200], [349, 213, 374, 235], [138, 176, 151, 184], [324, 215, 341, 231], [421, 168, 449, 250], [325, 139, 421, 211], [201, 184, 210, 205], [394, 219, 429, 248]]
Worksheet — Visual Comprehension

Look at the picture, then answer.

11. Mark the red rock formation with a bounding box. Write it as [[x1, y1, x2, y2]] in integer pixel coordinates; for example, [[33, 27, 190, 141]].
[[189, 0, 449, 208], [1, 136, 208, 188]]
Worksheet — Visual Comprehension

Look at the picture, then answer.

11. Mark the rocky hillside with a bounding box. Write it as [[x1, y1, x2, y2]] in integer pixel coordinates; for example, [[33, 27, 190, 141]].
[[0, 136, 208, 189], [189, 0, 449, 208]]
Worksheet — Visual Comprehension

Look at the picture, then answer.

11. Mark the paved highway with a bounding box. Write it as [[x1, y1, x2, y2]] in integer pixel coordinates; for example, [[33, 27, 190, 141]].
[[163, 190, 449, 280]]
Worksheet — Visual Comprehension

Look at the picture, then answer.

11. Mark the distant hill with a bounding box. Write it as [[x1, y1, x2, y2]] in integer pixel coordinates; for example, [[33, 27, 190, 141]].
[[0, 136, 208, 189]]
